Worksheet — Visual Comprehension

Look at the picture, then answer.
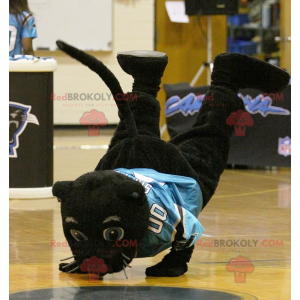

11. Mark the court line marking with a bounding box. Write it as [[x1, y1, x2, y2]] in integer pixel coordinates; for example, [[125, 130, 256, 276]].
[[54, 145, 109, 150], [197, 258, 291, 264], [9, 200, 20, 206], [227, 170, 291, 183], [212, 187, 291, 199], [8, 285, 259, 300], [198, 233, 290, 238]]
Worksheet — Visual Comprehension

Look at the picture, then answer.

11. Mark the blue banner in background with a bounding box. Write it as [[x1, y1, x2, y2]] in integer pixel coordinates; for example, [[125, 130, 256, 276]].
[[165, 92, 290, 118], [164, 83, 291, 167]]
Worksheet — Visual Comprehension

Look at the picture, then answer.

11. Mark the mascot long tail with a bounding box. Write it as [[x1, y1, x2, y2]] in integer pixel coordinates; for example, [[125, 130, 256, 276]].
[[56, 40, 138, 138]]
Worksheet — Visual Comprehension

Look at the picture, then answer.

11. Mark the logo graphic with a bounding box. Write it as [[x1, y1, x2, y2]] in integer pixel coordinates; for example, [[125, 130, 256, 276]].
[[80, 110, 108, 136], [239, 93, 290, 117], [278, 136, 291, 157], [9, 102, 39, 158], [165, 93, 207, 117], [165, 92, 290, 118], [226, 110, 254, 136], [226, 256, 254, 283], [80, 256, 108, 282]]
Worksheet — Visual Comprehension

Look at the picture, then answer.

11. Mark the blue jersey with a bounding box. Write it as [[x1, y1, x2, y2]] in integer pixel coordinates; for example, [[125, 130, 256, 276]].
[[115, 168, 204, 257], [9, 12, 37, 56]]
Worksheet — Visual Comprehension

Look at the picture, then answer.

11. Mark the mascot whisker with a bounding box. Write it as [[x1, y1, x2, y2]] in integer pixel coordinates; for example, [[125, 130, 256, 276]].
[[53, 40, 289, 278]]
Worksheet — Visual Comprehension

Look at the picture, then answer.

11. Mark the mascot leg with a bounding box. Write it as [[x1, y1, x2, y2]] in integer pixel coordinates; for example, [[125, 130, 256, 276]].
[[171, 53, 290, 208], [110, 50, 168, 143], [96, 51, 168, 170], [146, 53, 290, 277]]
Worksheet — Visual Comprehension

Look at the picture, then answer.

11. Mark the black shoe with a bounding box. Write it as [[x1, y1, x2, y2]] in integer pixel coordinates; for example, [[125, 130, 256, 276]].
[[211, 53, 290, 93], [117, 50, 168, 96], [145, 245, 194, 277]]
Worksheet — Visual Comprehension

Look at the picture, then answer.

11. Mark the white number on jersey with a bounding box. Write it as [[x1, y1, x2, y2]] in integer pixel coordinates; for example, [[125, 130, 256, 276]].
[[9, 25, 17, 52], [148, 204, 167, 234]]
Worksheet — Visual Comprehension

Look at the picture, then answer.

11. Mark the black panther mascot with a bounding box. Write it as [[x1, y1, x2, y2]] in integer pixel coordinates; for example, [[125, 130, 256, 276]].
[[53, 40, 289, 278]]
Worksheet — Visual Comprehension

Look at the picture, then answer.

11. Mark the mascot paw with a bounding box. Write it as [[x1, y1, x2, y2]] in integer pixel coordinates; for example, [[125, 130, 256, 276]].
[[145, 261, 188, 277]]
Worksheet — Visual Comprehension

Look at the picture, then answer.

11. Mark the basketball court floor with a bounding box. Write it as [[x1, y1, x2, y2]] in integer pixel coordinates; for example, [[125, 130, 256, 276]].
[[9, 129, 291, 300]]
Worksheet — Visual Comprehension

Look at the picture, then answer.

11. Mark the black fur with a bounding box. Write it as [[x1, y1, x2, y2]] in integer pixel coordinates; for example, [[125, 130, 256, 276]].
[[53, 41, 290, 277], [54, 171, 149, 274]]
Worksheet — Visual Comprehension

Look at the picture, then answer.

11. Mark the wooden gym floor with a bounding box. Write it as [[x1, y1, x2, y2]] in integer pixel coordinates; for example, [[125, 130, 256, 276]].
[[9, 129, 291, 300]]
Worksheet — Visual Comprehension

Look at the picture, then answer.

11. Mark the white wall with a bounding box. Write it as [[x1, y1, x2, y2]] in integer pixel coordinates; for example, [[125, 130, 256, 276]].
[[36, 0, 155, 125]]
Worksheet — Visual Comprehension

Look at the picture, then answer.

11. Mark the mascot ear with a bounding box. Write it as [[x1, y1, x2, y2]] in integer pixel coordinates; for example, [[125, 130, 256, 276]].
[[52, 181, 73, 202], [117, 181, 146, 206]]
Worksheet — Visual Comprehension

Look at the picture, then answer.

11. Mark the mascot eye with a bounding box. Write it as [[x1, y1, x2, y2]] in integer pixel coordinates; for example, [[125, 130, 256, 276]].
[[103, 227, 124, 241], [242, 118, 245, 122], [235, 118, 238, 122], [70, 229, 88, 242]]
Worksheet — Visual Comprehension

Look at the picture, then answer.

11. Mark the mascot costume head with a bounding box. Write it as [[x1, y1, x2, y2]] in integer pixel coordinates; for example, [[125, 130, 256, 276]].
[[53, 40, 290, 278]]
